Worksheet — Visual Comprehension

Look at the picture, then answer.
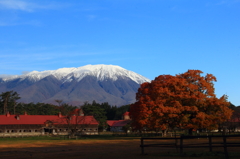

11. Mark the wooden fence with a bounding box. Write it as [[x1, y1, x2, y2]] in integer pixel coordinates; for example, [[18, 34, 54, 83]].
[[140, 134, 240, 159]]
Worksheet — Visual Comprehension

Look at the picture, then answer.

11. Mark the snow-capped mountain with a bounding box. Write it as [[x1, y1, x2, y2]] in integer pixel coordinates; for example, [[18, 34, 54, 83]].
[[0, 65, 150, 106], [3, 64, 149, 84]]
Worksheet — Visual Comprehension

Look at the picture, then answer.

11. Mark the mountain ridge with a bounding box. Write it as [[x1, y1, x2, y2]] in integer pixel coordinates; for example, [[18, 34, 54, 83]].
[[0, 65, 150, 106], [1, 64, 150, 84]]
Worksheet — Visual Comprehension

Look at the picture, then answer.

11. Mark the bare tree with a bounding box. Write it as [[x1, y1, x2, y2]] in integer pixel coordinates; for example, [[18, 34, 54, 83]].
[[53, 108, 98, 137], [55, 99, 63, 106]]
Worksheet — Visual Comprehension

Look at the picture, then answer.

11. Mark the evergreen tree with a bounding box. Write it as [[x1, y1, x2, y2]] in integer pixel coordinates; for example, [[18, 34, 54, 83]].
[[82, 101, 107, 130], [0, 91, 20, 114]]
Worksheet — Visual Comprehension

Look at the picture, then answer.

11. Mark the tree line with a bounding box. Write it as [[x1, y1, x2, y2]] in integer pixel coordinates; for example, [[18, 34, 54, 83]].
[[0, 91, 130, 130]]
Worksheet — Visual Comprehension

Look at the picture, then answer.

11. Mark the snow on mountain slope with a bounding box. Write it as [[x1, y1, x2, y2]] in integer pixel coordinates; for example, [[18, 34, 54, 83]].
[[2, 64, 150, 84]]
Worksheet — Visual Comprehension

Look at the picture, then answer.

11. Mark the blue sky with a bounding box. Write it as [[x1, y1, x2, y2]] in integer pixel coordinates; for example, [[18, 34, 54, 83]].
[[0, 0, 239, 106]]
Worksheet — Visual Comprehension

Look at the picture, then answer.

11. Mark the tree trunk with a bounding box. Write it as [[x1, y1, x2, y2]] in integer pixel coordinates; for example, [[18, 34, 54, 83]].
[[3, 94, 10, 114], [162, 129, 168, 137], [188, 128, 193, 136], [218, 127, 222, 132], [13, 101, 16, 115]]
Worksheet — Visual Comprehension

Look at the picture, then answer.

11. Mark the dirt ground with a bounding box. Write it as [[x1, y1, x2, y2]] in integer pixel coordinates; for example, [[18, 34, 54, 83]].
[[0, 138, 240, 159]]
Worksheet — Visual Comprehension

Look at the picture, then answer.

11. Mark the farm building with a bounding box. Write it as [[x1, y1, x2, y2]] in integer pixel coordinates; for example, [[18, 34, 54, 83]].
[[225, 113, 240, 132], [0, 109, 99, 137], [107, 111, 131, 132]]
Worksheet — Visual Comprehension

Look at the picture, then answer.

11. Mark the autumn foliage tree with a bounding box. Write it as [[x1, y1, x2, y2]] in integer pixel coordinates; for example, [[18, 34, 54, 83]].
[[130, 70, 233, 134]]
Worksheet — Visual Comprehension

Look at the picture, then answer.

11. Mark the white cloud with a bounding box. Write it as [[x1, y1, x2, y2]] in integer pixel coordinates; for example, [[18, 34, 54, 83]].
[[0, 0, 36, 12], [0, 74, 16, 78], [21, 71, 30, 75], [0, 0, 68, 12]]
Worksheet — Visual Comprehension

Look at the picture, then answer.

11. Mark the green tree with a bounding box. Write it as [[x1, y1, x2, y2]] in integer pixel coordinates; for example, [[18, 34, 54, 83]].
[[114, 104, 130, 120], [82, 101, 107, 131], [13, 102, 69, 115], [99, 102, 117, 120], [58, 103, 77, 116], [0, 91, 20, 114]]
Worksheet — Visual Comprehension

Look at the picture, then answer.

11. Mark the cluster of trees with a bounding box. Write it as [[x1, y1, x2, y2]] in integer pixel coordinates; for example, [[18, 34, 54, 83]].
[[81, 100, 130, 120], [0, 93, 74, 115], [130, 70, 235, 134], [0, 91, 20, 115], [0, 93, 130, 130]]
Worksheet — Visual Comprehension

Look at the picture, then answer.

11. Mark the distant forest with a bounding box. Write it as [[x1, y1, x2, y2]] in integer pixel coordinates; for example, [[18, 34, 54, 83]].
[[0, 91, 130, 121], [1, 91, 240, 123]]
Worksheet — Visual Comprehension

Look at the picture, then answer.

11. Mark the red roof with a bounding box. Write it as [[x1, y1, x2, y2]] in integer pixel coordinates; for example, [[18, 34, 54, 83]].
[[112, 120, 130, 127], [123, 111, 130, 116], [107, 120, 119, 127], [229, 117, 240, 122], [70, 109, 84, 115], [54, 116, 99, 125], [107, 120, 130, 127], [0, 114, 98, 125]]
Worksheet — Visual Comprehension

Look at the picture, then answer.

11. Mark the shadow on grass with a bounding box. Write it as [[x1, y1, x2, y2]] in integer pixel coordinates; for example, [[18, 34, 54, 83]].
[[0, 134, 141, 141]]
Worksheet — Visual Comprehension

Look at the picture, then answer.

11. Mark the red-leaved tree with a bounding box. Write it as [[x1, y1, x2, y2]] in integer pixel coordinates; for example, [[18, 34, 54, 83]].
[[130, 70, 233, 135]]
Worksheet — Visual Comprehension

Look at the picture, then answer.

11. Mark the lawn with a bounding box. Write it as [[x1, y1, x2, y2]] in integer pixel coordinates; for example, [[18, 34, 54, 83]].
[[0, 135, 240, 159]]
